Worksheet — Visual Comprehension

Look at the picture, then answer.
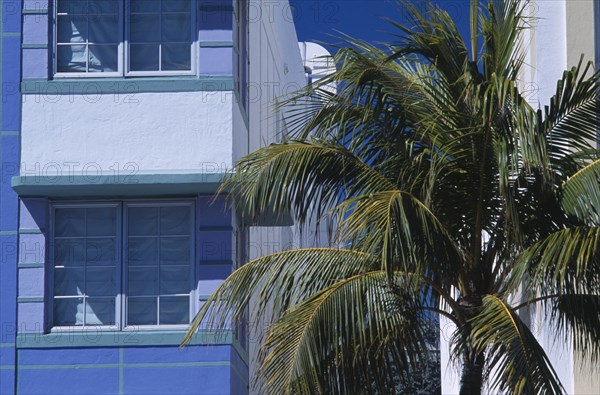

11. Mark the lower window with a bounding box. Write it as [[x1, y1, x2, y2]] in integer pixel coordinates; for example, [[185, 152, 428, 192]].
[[51, 200, 195, 330]]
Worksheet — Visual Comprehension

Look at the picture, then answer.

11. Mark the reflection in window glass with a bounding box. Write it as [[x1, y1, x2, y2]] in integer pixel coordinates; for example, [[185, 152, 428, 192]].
[[56, 0, 120, 73], [53, 206, 118, 327], [52, 202, 194, 329]]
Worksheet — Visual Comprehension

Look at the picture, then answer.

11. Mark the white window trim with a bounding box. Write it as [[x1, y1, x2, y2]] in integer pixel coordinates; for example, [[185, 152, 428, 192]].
[[53, 0, 197, 78], [49, 202, 123, 331], [48, 200, 197, 332], [122, 201, 196, 330]]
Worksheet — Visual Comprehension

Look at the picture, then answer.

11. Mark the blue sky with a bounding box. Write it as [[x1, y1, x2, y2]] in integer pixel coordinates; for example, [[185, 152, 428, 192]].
[[289, 0, 471, 53]]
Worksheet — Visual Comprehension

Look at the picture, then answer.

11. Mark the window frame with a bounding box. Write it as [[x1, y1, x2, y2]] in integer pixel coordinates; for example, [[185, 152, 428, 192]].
[[122, 201, 196, 330], [124, 0, 197, 77], [53, 0, 197, 78], [48, 199, 197, 332]]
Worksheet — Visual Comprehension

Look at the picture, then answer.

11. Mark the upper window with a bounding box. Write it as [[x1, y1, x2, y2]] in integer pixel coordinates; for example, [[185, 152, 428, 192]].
[[55, 0, 196, 77], [51, 201, 195, 330]]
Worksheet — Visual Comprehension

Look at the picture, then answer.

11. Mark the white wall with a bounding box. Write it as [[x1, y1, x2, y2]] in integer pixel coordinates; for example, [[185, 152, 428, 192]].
[[245, 1, 307, 392], [21, 91, 234, 176]]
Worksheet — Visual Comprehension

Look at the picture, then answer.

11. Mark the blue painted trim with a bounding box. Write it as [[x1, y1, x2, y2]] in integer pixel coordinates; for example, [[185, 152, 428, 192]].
[[16, 297, 44, 303], [0, 231, 18, 236], [16, 361, 233, 369], [17, 228, 42, 234], [17, 263, 45, 269], [12, 173, 230, 197], [199, 41, 233, 48], [16, 330, 234, 348], [21, 76, 234, 94], [21, 44, 47, 49], [22, 9, 48, 15]]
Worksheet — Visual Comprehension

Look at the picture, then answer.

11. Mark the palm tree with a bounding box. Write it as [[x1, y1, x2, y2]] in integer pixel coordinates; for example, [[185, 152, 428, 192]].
[[185, 0, 600, 393]]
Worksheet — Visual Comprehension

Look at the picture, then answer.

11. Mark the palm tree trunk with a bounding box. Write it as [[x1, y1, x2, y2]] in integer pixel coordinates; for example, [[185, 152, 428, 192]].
[[459, 352, 485, 395]]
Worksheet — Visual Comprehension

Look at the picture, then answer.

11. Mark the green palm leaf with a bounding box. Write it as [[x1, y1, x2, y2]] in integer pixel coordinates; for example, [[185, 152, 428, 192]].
[[221, 140, 395, 227], [560, 159, 600, 222], [259, 271, 431, 395], [183, 248, 379, 344], [464, 295, 564, 394]]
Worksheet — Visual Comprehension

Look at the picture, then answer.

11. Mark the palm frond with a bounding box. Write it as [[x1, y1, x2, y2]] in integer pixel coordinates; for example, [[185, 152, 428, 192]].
[[220, 140, 396, 227], [544, 58, 600, 162], [463, 295, 564, 394], [183, 248, 379, 345], [259, 271, 431, 395], [513, 226, 600, 295], [337, 189, 464, 286], [481, 0, 531, 80], [560, 158, 600, 223], [550, 294, 600, 363]]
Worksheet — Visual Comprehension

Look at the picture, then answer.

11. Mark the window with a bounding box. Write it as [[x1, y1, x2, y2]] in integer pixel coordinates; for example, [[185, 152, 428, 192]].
[[55, 0, 196, 77], [51, 201, 195, 329]]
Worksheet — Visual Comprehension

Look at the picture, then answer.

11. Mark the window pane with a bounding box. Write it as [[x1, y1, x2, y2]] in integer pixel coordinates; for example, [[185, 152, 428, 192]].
[[128, 297, 158, 325], [162, 0, 189, 12], [86, 298, 115, 325], [56, 0, 120, 75], [54, 268, 85, 296], [129, 44, 160, 71], [55, 208, 85, 237], [128, 237, 158, 266], [130, 0, 160, 13], [89, 44, 118, 72], [128, 207, 159, 235], [160, 206, 190, 235], [160, 266, 189, 294], [160, 237, 190, 265], [161, 43, 191, 71], [57, 44, 88, 72], [160, 296, 189, 325], [129, 267, 159, 296], [86, 207, 117, 236], [54, 298, 85, 326], [162, 13, 191, 42], [86, 238, 116, 266], [55, 238, 85, 266], [89, 15, 119, 43], [88, 0, 119, 14], [57, 15, 87, 43], [86, 267, 116, 296], [130, 14, 160, 43]]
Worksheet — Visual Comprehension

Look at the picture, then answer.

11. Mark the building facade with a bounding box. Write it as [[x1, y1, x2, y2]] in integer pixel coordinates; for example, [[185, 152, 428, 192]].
[[0, 1, 308, 394]]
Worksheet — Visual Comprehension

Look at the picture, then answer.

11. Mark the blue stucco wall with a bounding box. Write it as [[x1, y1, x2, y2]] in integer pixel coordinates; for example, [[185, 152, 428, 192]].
[[16, 345, 247, 395], [12, 195, 248, 395], [1, 0, 22, 393]]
